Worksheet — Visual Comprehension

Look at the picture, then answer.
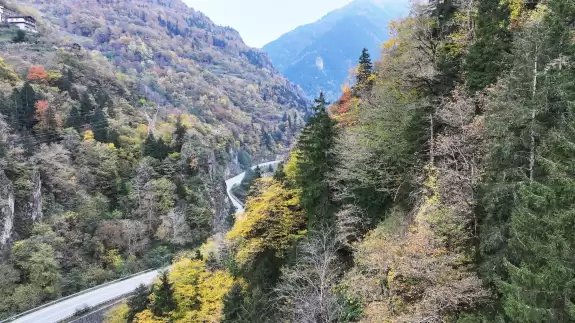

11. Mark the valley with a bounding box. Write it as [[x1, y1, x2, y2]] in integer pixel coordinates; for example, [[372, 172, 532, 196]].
[[1, 0, 574, 322]]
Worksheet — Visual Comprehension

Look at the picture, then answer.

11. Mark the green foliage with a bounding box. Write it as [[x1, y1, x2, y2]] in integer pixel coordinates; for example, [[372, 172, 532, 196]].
[[0, 0, 308, 319], [237, 150, 252, 169], [231, 168, 258, 203], [465, 0, 512, 91], [127, 284, 150, 323], [150, 271, 176, 317], [91, 105, 109, 142], [12, 29, 26, 43], [273, 162, 286, 182], [222, 283, 245, 322], [353, 48, 374, 96], [295, 92, 339, 228]]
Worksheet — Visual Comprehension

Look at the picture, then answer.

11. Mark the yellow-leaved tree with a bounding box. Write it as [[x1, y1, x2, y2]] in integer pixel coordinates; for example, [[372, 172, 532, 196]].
[[135, 258, 234, 323], [226, 177, 307, 266]]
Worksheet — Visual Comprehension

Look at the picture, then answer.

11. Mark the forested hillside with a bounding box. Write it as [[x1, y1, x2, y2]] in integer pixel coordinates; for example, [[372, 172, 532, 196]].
[[0, 0, 309, 319], [121, 0, 575, 322]]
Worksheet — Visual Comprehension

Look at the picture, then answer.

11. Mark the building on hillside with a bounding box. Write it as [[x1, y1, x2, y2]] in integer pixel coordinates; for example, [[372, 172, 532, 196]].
[[0, 5, 37, 33]]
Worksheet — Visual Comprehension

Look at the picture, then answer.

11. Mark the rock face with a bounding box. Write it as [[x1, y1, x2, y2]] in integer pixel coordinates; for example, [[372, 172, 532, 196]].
[[28, 171, 43, 223], [0, 170, 15, 250]]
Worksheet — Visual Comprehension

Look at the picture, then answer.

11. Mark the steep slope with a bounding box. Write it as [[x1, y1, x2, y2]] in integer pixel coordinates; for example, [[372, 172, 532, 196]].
[[0, 0, 309, 318], [10, 0, 309, 160], [263, 0, 408, 100]]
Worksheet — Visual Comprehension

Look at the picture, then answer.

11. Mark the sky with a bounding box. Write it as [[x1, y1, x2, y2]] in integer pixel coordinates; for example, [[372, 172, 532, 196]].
[[183, 0, 353, 48]]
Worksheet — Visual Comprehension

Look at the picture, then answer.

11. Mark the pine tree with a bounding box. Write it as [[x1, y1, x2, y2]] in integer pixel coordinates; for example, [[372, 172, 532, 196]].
[[295, 92, 338, 227], [91, 105, 108, 142], [18, 82, 37, 129], [143, 133, 157, 158], [150, 271, 176, 317], [354, 48, 374, 96], [222, 283, 245, 322], [465, 0, 512, 91], [156, 137, 169, 159], [57, 69, 73, 92], [35, 101, 60, 142], [96, 89, 115, 118], [476, 2, 575, 320], [273, 163, 286, 182], [66, 106, 82, 130], [2, 90, 18, 128], [127, 284, 150, 322], [79, 92, 95, 124], [253, 166, 262, 179], [173, 115, 186, 153], [108, 129, 121, 148], [12, 29, 26, 43], [482, 2, 575, 321]]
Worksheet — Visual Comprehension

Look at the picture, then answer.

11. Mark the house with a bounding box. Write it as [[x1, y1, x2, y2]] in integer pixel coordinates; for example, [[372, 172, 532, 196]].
[[0, 5, 37, 33]]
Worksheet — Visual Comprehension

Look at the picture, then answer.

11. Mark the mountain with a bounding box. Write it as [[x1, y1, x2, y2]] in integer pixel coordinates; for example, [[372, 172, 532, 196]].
[[263, 0, 408, 101], [0, 0, 310, 317]]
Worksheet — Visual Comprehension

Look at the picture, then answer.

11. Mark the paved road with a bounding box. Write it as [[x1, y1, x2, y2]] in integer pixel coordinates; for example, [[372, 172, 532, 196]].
[[225, 161, 280, 214], [7, 162, 279, 323], [10, 270, 159, 323]]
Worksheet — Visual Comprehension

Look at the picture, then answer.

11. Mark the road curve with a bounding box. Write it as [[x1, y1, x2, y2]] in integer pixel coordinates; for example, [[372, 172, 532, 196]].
[[225, 161, 280, 214], [6, 161, 279, 323], [9, 270, 159, 323]]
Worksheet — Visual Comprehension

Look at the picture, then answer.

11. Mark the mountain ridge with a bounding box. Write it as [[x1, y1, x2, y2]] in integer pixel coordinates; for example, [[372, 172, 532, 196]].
[[263, 0, 408, 100]]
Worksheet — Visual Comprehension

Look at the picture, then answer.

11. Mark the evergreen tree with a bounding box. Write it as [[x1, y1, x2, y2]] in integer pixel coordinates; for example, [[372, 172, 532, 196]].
[[173, 115, 186, 153], [36, 104, 60, 142], [57, 69, 73, 92], [12, 29, 26, 43], [481, 1, 575, 321], [143, 133, 157, 158], [465, 0, 512, 91], [156, 137, 169, 159], [273, 163, 286, 182], [66, 106, 82, 130], [79, 92, 95, 124], [477, 2, 575, 320], [150, 271, 176, 317], [222, 283, 245, 323], [18, 82, 37, 129], [253, 166, 262, 179], [1, 91, 17, 128], [355, 48, 374, 95], [127, 284, 150, 323], [96, 89, 115, 118], [108, 129, 121, 148], [295, 92, 338, 227], [91, 106, 109, 142]]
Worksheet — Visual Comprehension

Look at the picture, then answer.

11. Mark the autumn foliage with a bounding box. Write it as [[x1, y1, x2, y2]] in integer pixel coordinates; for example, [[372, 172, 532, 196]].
[[34, 100, 61, 132], [328, 87, 356, 126], [27, 66, 48, 82]]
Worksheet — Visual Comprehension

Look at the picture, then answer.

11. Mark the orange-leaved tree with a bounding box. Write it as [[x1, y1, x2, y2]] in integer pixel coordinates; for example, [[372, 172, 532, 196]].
[[27, 66, 48, 83]]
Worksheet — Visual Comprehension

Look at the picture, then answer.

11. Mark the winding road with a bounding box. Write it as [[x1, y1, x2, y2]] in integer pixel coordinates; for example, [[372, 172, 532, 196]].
[[3, 161, 279, 323], [7, 270, 159, 323], [225, 160, 280, 214]]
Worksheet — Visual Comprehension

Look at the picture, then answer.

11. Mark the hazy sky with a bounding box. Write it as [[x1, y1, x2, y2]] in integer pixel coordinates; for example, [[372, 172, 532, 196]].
[[184, 0, 353, 48]]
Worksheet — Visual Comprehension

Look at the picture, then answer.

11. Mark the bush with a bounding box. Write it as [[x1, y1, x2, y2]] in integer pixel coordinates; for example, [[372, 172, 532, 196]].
[[12, 30, 26, 43]]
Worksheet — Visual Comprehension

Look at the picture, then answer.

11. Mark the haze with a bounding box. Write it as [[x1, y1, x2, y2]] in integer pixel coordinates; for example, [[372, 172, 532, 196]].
[[184, 0, 353, 48]]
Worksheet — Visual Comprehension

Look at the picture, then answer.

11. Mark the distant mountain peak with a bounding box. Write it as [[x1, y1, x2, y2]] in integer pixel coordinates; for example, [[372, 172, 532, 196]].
[[263, 0, 408, 101]]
